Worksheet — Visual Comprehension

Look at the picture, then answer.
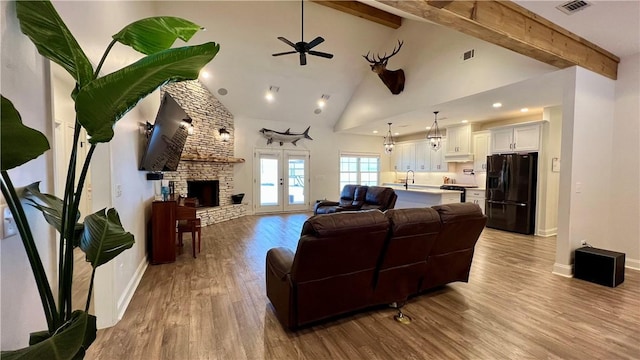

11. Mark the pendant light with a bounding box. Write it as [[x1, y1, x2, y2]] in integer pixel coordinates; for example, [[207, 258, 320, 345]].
[[426, 111, 442, 151], [383, 122, 395, 155]]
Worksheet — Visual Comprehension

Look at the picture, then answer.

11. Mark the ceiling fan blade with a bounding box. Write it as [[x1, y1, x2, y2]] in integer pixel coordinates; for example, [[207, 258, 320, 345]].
[[308, 50, 334, 59], [299, 52, 307, 66], [307, 36, 325, 50], [277, 37, 296, 48], [272, 51, 298, 57]]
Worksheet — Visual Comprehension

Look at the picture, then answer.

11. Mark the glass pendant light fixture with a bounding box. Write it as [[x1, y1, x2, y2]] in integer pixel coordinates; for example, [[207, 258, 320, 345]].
[[426, 111, 442, 151], [383, 122, 395, 155]]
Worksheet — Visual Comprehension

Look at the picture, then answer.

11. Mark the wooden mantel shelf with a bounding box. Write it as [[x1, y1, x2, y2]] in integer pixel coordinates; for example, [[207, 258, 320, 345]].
[[181, 154, 245, 163]]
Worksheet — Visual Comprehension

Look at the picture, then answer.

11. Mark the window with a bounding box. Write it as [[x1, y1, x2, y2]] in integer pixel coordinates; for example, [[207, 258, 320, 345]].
[[339, 154, 380, 190]]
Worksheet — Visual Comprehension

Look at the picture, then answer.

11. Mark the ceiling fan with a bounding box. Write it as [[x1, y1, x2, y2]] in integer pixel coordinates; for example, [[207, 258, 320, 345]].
[[272, 0, 334, 66]]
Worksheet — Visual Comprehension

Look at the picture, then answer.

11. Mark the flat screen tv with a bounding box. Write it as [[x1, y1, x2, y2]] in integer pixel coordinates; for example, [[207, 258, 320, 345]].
[[139, 93, 190, 172]]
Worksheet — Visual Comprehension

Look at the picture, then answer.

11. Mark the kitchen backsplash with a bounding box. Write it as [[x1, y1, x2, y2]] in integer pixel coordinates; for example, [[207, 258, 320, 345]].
[[382, 162, 487, 188]]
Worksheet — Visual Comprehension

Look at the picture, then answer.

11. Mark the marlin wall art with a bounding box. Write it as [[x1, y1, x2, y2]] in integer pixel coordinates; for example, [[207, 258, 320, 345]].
[[259, 126, 313, 146]]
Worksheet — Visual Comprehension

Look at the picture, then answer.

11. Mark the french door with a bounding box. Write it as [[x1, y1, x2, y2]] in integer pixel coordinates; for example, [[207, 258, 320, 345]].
[[254, 149, 310, 213]]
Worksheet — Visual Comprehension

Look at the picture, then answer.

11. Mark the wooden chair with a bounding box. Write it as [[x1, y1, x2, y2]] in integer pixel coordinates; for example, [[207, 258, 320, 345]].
[[176, 200, 201, 258]]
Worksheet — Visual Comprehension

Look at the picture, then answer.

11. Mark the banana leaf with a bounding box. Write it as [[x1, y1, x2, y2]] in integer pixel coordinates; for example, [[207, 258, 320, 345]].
[[113, 16, 203, 55], [80, 208, 134, 268], [16, 1, 93, 87], [1, 310, 94, 360], [22, 183, 84, 246], [1, 96, 50, 171], [75, 42, 219, 143]]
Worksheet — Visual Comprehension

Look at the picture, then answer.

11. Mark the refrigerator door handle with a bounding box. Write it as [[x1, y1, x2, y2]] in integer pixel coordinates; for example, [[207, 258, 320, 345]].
[[487, 200, 527, 207]]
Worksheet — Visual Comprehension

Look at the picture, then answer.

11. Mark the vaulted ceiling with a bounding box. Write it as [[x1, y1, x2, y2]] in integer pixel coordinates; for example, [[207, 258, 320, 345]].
[[52, 1, 639, 137]]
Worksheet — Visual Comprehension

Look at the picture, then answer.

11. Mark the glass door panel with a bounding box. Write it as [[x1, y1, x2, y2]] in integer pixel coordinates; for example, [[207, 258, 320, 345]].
[[255, 149, 309, 213]]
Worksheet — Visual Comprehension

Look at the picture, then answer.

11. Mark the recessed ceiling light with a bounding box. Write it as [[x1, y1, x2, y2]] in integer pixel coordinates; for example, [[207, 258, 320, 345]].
[[394, 132, 399, 136], [265, 85, 279, 102], [492, 102, 502, 108], [313, 108, 322, 115], [217, 88, 228, 96], [265, 92, 274, 102], [461, 120, 468, 123], [426, 126, 431, 130], [521, 108, 529, 112], [200, 70, 210, 79], [318, 94, 330, 108], [373, 130, 379, 134]]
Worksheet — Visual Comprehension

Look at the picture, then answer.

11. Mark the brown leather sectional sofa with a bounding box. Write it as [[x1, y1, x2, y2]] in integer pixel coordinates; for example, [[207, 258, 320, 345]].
[[313, 185, 397, 215], [266, 203, 488, 330]]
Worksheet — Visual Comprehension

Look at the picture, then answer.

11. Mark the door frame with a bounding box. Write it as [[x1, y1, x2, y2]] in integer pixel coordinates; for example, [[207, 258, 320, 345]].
[[253, 148, 310, 213]]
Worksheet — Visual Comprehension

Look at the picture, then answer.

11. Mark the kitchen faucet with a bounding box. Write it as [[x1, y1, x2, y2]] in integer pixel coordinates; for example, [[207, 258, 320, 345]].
[[405, 170, 415, 190]]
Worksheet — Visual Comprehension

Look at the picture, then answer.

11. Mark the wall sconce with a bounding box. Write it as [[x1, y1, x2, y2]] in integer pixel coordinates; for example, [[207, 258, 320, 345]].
[[219, 127, 230, 142], [317, 94, 330, 108], [181, 117, 194, 135]]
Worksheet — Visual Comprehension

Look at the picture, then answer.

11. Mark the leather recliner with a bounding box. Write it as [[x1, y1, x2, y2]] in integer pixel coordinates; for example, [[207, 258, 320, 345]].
[[266, 210, 389, 329], [266, 203, 487, 330], [313, 185, 397, 215]]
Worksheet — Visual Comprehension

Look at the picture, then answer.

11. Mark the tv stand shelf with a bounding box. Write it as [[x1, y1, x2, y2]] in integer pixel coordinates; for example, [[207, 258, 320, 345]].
[[181, 154, 245, 163]]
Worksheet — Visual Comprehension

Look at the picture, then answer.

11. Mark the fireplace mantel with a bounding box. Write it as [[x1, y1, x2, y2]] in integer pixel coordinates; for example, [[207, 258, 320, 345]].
[[181, 154, 245, 163]]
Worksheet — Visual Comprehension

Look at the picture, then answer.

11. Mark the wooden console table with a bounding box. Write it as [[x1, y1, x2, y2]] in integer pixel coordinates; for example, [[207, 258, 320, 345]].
[[150, 200, 176, 264]]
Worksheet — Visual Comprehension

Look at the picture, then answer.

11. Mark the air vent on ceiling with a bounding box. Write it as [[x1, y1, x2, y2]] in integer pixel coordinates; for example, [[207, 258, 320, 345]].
[[556, 0, 592, 15], [461, 49, 475, 62]]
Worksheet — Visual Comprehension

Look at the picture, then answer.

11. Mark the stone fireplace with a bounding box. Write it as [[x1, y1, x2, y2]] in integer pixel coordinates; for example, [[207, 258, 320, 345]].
[[187, 180, 219, 207], [160, 80, 245, 225]]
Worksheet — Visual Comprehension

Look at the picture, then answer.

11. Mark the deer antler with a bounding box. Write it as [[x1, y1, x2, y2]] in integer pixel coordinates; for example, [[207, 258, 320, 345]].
[[363, 51, 377, 64], [377, 40, 403, 63]]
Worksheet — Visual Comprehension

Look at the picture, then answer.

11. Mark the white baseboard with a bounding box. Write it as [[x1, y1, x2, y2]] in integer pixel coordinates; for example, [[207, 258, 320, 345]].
[[536, 227, 557, 237], [116, 257, 148, 320], [552, 262, 573, 277], [626, 258, 640, 271]]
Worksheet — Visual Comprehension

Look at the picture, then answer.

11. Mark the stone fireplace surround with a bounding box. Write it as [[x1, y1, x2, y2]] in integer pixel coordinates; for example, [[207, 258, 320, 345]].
[[160, 81, 245, 226]]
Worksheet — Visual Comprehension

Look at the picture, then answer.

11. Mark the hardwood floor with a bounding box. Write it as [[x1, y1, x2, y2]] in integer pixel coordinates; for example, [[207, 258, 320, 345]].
[[86, 213, 640, 359]]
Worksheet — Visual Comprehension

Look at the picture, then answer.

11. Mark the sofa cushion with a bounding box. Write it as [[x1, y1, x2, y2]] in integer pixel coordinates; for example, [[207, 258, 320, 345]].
[[339, 184, 358, 207]]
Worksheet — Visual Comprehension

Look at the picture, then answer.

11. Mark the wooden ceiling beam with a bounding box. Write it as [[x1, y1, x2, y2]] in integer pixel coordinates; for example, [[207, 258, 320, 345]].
[[379, 0, 619, 79], [312, 1, 402, 29]]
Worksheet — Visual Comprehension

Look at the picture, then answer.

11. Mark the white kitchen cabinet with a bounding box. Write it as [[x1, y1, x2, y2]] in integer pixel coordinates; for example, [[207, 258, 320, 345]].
[[430, 139, 449, 172], [473, 131, 491, 172], [446, 125, 471, 155], [490, 124, 541, 153], [400, 142, 416, 171], [466, 189, 486, 214], [415, 141, 430, 171], [390, 143, 403, 171]]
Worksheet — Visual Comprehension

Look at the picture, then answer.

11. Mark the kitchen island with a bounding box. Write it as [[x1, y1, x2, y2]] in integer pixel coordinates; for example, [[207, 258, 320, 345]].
[[383, 183, 462, 209]]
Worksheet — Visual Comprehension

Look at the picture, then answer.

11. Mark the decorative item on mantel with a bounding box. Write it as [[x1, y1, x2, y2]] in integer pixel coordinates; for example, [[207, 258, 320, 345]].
[[259, 126, 313, 146], [181, 150, 245, 163]]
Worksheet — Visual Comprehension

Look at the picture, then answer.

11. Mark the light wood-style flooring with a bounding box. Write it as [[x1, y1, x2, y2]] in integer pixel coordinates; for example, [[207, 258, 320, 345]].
[[86, 213, 640, 359]]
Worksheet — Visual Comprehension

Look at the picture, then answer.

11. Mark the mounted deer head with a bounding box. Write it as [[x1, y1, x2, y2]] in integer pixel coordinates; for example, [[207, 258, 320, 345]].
[[363, 40, 405, 95]]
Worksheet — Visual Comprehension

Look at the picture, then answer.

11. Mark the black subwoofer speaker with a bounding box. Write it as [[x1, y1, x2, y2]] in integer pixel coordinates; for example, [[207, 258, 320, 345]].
[[574, 247, 625, 287]]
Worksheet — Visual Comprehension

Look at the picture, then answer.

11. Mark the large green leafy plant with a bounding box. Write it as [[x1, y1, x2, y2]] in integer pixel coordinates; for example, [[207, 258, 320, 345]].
[[0, 1, 219, 358]]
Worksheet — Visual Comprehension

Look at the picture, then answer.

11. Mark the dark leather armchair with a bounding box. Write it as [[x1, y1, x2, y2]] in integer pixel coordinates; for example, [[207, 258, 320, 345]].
[[314, 185, 397, 215], [419, 203, 487, 291], [266, 210, 389, 329]]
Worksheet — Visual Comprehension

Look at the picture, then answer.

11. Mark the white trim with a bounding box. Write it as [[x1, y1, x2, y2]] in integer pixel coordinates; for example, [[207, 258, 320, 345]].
[[117, 257, 148, 321], [626, 258, 640, 271], [536, 227, 558, 237], [552, 262, 573, 277]]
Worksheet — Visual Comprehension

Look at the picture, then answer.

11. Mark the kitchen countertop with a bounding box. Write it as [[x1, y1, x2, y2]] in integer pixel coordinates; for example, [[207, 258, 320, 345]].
[[383, 183, 462, 195]]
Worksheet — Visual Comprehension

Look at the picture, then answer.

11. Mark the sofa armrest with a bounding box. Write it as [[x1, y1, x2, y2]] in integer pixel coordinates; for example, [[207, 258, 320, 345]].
[[315, 200, 339, 208], [335, 204, 362, 212], [266, 247, 295, 280]]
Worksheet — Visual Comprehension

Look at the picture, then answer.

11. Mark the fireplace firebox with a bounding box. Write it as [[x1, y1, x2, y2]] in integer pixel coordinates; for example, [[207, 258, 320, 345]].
[[187, 180, 219, 207]]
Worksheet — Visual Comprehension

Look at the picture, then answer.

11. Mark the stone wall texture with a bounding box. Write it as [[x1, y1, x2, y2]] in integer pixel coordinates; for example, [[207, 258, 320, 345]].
[[161, 80, 245, 224]]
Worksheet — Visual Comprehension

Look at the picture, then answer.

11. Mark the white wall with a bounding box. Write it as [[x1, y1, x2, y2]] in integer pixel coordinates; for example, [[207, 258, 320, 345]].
[[1, 2, 56, 349], [234, 116, 385, 212], [610, 53, 640, 269], [536, 106, 562, 236], [555, 67, 616, 276], [335, 19, 556, 131]]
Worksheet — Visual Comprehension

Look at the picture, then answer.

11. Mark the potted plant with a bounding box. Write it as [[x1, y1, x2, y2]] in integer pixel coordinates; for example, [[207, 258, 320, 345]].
[[0, 1, 219, 358]]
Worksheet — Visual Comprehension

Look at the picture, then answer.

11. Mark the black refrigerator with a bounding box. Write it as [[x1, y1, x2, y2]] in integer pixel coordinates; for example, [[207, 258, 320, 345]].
[[485, 153, 537, 234]]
